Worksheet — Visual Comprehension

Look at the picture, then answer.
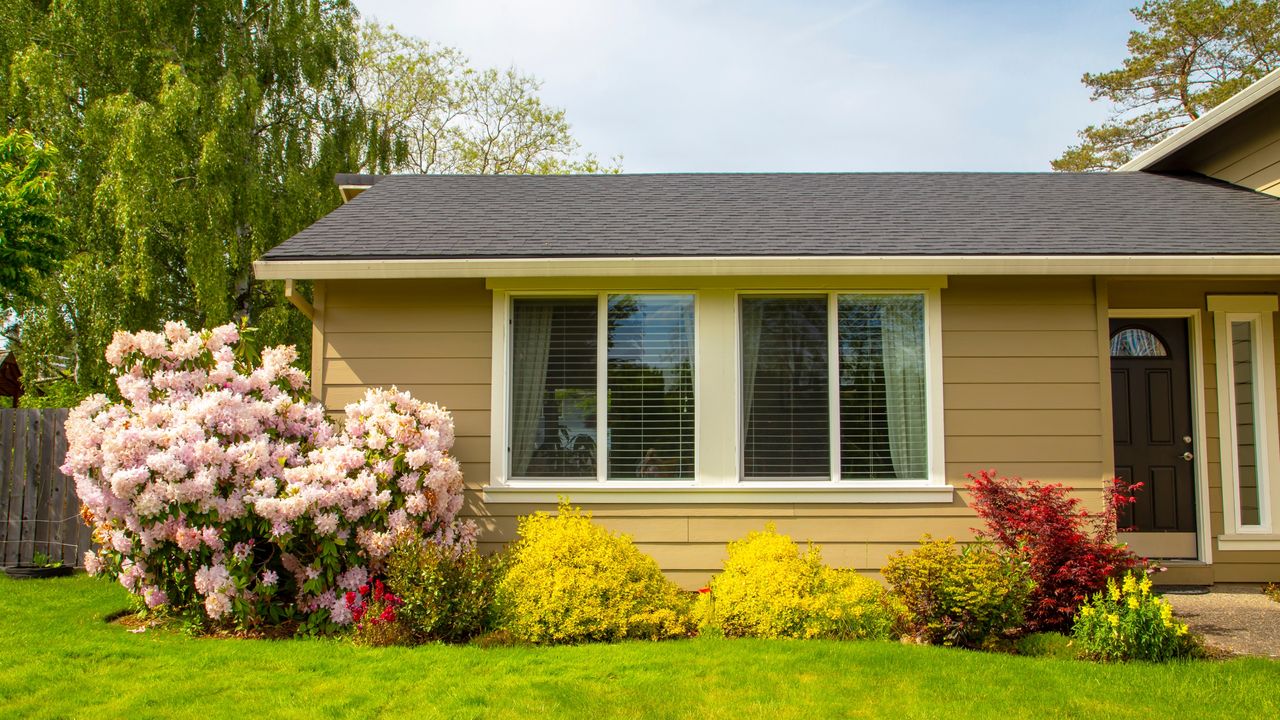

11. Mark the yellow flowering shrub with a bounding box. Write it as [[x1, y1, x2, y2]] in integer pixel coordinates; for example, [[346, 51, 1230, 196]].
[[703, 525, 902, 640], [1072, 572, 1199, 661], [881, 536, 1033, 648], [495, 500, 694, 644]]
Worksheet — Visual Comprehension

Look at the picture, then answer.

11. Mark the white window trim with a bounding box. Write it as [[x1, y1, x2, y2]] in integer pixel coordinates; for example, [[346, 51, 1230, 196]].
[[1209, 295, 1280, 548], [485, 282, 950, 504]]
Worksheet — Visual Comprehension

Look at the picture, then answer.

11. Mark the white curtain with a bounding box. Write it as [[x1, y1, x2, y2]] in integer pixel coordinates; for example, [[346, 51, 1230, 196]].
[[510, 305, 553, 477], [740, 300, 764, 437], [880, 299, 927, 479]]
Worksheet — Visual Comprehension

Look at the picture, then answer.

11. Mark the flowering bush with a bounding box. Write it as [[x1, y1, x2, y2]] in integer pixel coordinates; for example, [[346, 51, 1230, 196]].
[[385, 530, 500, 643], [703, 525, 902, 640], [1072, 572, 1197, 662], [346, 579, 409, 646], [968, 469, 1143, 632], [496, 500, 694, 644], [882, 536, 1033, 648], [63, 321, 474, 633], [1265, 583, 1280, 604]]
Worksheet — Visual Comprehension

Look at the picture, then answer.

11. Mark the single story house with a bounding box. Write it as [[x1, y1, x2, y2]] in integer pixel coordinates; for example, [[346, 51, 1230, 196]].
[[255, 74, 1280, 588]]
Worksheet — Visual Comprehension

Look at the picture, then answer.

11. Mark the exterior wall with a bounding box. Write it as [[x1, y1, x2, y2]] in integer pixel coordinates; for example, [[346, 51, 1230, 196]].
[[1108, 278, 1280, 583], [315, 274, 1280, 585], [314, 275, 1118, 588], [1152, 94, 1280, 196]]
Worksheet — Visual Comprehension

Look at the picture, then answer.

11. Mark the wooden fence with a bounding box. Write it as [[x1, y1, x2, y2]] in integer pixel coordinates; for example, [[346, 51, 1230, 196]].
[[0, 408, 91, 568]]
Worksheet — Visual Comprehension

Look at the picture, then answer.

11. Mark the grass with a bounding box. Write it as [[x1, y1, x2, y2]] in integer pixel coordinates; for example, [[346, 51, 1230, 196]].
[[1, 576, 1278, 720]]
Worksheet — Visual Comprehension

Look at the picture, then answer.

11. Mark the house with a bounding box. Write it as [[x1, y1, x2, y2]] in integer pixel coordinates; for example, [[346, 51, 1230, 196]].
[[255, 86, 1280, 589]]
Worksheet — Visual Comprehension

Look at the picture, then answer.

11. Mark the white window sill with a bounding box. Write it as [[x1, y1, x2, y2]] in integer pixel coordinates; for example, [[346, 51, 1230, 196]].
[[1216, 533, 1280, 551], [482, 482, 955, 505]]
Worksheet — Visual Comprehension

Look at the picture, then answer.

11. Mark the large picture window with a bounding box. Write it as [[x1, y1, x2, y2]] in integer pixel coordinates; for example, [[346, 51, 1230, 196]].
[[509, 294, 695, 481], [742, 293, 928, 481]]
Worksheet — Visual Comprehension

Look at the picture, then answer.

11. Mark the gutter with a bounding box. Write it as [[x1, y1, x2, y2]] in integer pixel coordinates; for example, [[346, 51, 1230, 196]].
[[253, 255, 1280, 280]]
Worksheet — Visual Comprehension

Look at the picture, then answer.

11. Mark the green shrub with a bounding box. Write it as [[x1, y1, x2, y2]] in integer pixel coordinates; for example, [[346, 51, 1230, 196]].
[[882, 536, 1033, 648], [1072, 572, 1198, 662], [496, 500, 694, 644], [704, 524, 902, 640], [1264, 583, 1280, 604], [385, 532, 500, 643]]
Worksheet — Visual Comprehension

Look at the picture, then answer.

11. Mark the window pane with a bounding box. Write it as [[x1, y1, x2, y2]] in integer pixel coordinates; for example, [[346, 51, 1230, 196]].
[[741, 297, 830, 480], [839, 295, 927, 480], [510, 298, 597, 479], [1111, 328, 1169, 357], [1231, 320, 1263, 526], [607, 294, 695, 479]]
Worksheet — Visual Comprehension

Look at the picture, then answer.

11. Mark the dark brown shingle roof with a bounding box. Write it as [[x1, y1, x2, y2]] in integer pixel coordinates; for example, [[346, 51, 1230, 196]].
[[261, 172, 1280, 261]]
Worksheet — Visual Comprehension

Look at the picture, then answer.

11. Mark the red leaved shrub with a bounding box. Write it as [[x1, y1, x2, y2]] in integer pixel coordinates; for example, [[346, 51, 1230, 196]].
[[967, 469, 1143, 632]]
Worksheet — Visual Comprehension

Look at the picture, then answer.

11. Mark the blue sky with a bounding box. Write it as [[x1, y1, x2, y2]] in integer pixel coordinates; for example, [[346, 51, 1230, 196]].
[[353, 0, 1140, 172]]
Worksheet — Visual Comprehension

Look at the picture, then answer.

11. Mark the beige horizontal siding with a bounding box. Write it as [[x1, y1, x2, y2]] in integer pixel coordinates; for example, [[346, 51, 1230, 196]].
[[312, 275, 1126, 586]]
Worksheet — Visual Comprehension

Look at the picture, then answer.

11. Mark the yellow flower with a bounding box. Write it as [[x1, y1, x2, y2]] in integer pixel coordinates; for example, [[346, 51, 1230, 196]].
[[1109, 583, 1122, 602], [1127, 596, 1140, 610], [1139, 575, 1153, 595], [1108, 613, 1120, 626], [1176, 624, 1188, 636], [1123, 574, 1138, 595], [1080, 606, 1095, 618]]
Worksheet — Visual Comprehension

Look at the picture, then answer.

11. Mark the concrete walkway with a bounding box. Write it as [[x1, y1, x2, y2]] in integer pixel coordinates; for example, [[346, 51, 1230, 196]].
[[1164, 585, 1280, 658]]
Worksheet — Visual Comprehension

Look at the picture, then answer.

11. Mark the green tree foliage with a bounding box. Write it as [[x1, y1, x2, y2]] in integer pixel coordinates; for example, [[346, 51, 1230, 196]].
[[354, 22, 616, 174], [1, 0, 365, 398], [0, 129, 61, 303], [0, 3, 610, 403], [1054, 0, 1280, 171]]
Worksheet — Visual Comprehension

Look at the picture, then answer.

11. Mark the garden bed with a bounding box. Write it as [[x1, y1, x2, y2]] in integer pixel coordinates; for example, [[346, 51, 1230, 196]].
[[2, 575, 1276, 720]]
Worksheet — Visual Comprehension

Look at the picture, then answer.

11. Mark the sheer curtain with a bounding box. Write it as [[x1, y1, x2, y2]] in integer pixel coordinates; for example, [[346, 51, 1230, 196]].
[[880, 298, 927, 479], [740, 300, 764, 433], [510, 304, 553, 477]]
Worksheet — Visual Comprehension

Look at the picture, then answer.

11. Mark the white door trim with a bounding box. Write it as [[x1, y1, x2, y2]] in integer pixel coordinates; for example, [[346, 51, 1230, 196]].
[[1107, 309, 1212, 564]]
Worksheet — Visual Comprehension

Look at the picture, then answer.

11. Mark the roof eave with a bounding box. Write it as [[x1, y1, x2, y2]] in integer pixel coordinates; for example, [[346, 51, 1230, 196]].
[[253, 255, 1280, 280], [1119, 67, 1280, 172]]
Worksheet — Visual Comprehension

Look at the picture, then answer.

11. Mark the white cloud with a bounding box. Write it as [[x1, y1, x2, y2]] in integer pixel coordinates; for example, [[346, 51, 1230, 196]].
[[354, 0, 1133, 171]]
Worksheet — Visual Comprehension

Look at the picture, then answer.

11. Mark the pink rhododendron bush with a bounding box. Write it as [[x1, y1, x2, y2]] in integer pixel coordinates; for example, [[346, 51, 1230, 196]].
[[62, 321, 473, 633]]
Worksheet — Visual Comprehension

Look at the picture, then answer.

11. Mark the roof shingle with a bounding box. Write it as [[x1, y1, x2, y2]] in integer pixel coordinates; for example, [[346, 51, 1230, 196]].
[[260, 172, 1280, 261]]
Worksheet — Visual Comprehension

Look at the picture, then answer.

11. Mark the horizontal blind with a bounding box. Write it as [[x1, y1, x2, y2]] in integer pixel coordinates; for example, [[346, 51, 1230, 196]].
[[838, 295, 927, 480], [510, 298, 597, 479], [607, 294, 695, 479], [741, 296, 830, 480]]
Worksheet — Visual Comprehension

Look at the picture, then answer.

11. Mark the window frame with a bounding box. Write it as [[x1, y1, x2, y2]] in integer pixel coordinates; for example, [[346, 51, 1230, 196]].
[[1209, 295, 1280, 547], [501, 289, 701, 485], [735, 290, 942, 485], [486, 281, 949, 504]]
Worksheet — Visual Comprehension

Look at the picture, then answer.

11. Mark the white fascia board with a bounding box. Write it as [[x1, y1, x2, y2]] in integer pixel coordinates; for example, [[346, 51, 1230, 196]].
[[253, 255, 1280, 280], [1119, 67, 1280, 172]]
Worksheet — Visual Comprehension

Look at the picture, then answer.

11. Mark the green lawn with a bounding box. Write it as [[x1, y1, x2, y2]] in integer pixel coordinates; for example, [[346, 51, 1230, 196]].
[[1, 576, 1277, 720]]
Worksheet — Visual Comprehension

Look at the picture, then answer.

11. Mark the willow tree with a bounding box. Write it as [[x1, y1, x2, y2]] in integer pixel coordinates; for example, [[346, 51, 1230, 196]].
[[1054, 0, 1280, 171], [0, 4, 612, 403], [0, 0, 366, 398]]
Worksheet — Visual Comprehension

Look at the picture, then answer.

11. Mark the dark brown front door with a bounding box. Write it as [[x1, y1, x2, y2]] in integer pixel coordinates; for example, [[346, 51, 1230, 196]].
[[1110, 318, 1198, 559]]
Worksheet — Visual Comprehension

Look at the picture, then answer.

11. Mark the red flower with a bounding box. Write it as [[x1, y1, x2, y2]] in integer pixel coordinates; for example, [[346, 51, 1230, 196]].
[[697, 587, 711, 594], [358, 584, 369, 595]]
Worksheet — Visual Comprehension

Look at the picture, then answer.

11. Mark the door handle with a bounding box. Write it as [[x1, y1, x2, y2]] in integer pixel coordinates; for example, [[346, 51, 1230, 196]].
[[1182, 451, 1194, 461]]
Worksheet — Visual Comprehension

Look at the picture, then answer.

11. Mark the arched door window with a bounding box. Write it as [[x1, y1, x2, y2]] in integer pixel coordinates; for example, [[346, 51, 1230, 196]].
[[1110, 327, 1169, 358]]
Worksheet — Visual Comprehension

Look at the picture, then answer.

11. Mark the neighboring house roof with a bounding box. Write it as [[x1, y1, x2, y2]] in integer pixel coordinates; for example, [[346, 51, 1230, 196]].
[[1119, 67, 1280, 190], [259, 172, 1280, 263]]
